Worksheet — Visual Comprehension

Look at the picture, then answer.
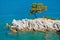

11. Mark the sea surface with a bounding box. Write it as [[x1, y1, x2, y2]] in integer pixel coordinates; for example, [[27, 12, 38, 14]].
[[0, 0, 60, 40]]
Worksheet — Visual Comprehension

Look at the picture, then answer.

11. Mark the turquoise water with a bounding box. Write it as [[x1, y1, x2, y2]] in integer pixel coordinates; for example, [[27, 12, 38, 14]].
[[0, 0, 60, 40], [0, 28, 60, 40]]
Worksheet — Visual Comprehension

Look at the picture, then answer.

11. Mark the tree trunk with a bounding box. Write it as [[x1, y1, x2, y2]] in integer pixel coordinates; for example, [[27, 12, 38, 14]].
[[41, 13, 44, 18], [34, 13, 37, 18]]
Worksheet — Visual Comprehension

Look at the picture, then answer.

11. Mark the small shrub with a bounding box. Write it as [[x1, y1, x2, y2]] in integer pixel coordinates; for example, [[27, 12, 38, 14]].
[[44, 16, 57, 20]]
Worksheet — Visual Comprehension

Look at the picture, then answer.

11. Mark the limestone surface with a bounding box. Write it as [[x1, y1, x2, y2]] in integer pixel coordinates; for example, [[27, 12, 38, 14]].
[[7, 18, 60, 32]]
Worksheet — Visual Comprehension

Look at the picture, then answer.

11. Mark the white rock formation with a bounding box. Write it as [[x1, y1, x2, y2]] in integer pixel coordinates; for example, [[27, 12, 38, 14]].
[[10, 18, 60, 31]]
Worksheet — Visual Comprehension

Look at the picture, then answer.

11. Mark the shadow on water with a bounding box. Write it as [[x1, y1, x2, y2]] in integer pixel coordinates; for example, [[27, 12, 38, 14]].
[[56, 30, 60, 36], [56, 30, 60, 39]]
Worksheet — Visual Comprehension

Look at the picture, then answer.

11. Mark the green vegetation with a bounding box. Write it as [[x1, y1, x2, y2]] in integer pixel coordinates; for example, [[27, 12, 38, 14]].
[[44, 16, 57, 20], [30, 3, 47, 18]]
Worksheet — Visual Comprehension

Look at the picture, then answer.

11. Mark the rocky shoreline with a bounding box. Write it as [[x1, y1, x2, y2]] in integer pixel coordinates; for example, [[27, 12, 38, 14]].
[[6, 18, 60, 32]]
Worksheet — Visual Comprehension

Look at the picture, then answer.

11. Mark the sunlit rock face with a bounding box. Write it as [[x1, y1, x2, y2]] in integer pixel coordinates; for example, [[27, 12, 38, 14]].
[[10, 18, 60, 32]]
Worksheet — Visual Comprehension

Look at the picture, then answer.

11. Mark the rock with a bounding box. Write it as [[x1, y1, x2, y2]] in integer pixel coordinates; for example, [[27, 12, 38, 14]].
[[7, 18, 60, 32], [46, 28, 56, 32], [21, 27, 28, 31], [10, 27, 17, 33], [57, 30, 60, 32], [39, 28, 46, 32], [6, 23, 10, 28]]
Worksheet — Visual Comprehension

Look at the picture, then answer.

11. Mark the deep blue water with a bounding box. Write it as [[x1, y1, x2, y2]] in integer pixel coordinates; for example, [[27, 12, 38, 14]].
[[0, 0, 60, 40]]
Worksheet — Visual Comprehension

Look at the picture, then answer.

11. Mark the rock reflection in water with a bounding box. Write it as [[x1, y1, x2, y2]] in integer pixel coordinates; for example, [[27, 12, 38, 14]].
[[56, 31, 60, 38], [44, 32, 50, 40]]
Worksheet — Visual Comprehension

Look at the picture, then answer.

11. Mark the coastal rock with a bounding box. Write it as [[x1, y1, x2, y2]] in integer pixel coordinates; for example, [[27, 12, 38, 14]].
[[7, 18, 60, 32], [6, 23, 10, 28], [10, 27, 17, 33]]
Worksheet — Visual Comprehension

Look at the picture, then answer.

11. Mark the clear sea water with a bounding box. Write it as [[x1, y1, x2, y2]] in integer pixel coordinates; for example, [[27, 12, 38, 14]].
[[0, 0, 60, 40]]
